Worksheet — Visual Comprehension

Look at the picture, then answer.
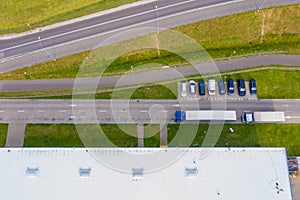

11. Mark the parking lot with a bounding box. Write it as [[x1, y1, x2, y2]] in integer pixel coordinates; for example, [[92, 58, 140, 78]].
[[178, 80, 258, 101]]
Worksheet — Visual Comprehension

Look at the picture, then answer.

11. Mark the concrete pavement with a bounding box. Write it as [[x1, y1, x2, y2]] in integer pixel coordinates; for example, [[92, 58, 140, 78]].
[[5, 123, 26, 147], [138, 124, 144, 147], [0, 99, 299, 124]]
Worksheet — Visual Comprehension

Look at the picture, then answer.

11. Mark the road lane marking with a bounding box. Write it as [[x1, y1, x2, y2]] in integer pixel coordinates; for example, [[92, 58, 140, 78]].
[[18, 110, 25, 113], [59, 110, 66, 113], [0, 110, 5, 113], [161, 110, 168, 113], [140, 110, 148, 113], [37, 110, 45, 113], [69, 104, 77, 107], [99, 110, 107, 113]]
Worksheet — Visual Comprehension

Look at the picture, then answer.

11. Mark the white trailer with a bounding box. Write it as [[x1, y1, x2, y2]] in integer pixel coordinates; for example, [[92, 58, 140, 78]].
[[242, 111, 285, 123], [185, 110, 236, 121], [254, 112, 285, 122]]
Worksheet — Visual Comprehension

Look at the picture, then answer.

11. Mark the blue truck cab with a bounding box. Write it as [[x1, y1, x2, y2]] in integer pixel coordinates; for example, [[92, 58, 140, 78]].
[[175, 111, 185, 122]]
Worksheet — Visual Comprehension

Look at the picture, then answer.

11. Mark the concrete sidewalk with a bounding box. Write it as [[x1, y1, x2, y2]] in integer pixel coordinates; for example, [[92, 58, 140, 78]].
[[160, 123, 167, 147], [5, 123, 26, 147], [137, 124, 144, 147]]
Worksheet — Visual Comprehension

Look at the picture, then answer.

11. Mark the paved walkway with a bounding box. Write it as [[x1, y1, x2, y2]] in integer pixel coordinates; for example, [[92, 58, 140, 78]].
[[5, 123, 26, 147], [137, 124, 144, 147], [291, 173, 300, 200], [160, 123, 168, 147]]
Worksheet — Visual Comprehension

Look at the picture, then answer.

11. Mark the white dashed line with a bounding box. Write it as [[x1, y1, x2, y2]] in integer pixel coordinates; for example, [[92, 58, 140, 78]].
[[0, 110, 5, 113], [18, 110, 25, 113], [59, 110, 66, 113], [37, 110, 45, 113], [99, 110, 107, 113], [140, 110, 148, 113]]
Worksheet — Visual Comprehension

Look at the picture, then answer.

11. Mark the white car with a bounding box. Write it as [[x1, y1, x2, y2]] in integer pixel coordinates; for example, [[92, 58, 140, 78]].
[[189, 80, 196, 94], [180, 82, 187, 97], [208, 79, 216, 96]]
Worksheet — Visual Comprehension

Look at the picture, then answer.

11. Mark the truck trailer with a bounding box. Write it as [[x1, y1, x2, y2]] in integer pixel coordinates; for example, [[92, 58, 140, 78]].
[[175, 110, 236, 122], [241, 111, 285, 123]]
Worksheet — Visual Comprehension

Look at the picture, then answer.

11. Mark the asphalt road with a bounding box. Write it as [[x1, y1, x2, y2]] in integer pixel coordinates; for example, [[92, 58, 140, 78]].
[[0, 54, 299, 92], [0, 99, 299, 124], [0, 0, 298, 71]]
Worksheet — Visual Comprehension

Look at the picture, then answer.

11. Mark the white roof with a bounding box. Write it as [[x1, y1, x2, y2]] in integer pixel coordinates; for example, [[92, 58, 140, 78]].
[[0, 147, 292, 200]]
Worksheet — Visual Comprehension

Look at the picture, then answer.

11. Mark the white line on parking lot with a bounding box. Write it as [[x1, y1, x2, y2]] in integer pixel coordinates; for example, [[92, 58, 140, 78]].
[[18, 110, 25, 113], [0, 110, 5, 113]]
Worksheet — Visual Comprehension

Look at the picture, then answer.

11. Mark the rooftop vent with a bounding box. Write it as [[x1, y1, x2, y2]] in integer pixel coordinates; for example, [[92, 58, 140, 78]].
[[185, 167, 198, 178], [132, 168, 144, 180], [26, 167, 39, 178], [79, 167, 91, 178]]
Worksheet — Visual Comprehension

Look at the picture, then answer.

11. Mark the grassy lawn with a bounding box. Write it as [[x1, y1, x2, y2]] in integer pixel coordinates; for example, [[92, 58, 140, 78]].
[[168, 124, 300, 156], [0, 5, 298, 80], [144, 124, 160, 147], [0, 124, 8, 147], [24, 124, 137, 147], [1, 83, 177, 100], [0, 0, 138, 34]]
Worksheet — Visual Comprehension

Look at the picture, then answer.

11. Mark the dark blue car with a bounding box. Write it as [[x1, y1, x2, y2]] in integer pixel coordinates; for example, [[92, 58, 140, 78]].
[[198, 80, 205, 95], [227, 79, 234, 95], [237, 78, 246, 96], [249, 79, 257, 95]]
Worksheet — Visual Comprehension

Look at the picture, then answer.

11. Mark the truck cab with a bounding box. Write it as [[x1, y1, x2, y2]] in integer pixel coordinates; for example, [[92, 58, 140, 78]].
[[175, 111, 185, 122], [241, 112, 255, 123]]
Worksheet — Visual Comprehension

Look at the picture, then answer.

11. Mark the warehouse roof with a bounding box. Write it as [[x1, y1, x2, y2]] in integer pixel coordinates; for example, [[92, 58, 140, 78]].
[[0, 147, 292, 200]]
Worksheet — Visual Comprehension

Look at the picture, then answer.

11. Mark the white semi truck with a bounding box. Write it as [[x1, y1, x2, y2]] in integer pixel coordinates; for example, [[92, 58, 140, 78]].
[[175, 110, 236, 122], [241, 111, 285, 123]]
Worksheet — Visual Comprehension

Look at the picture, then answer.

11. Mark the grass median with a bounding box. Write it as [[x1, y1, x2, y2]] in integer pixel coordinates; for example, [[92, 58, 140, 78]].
[[0, 124, 8, 147], [168, 124, 300, 156], [0, 4, 299, 80], [24, 124, 138, 147], [0, 0, 138, 34]]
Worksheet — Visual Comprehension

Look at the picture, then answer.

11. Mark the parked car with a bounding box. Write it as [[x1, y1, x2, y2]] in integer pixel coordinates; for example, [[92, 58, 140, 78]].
[[227, 79, 234, 95], [198, 80, 205, 95], [208, 79, 216, 96], [249, 79, 257, 95], [189, 80, 196, 94], [218, 80, 226, 95], [237, 78, 246, 96], [180, 82, 187, 97]]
